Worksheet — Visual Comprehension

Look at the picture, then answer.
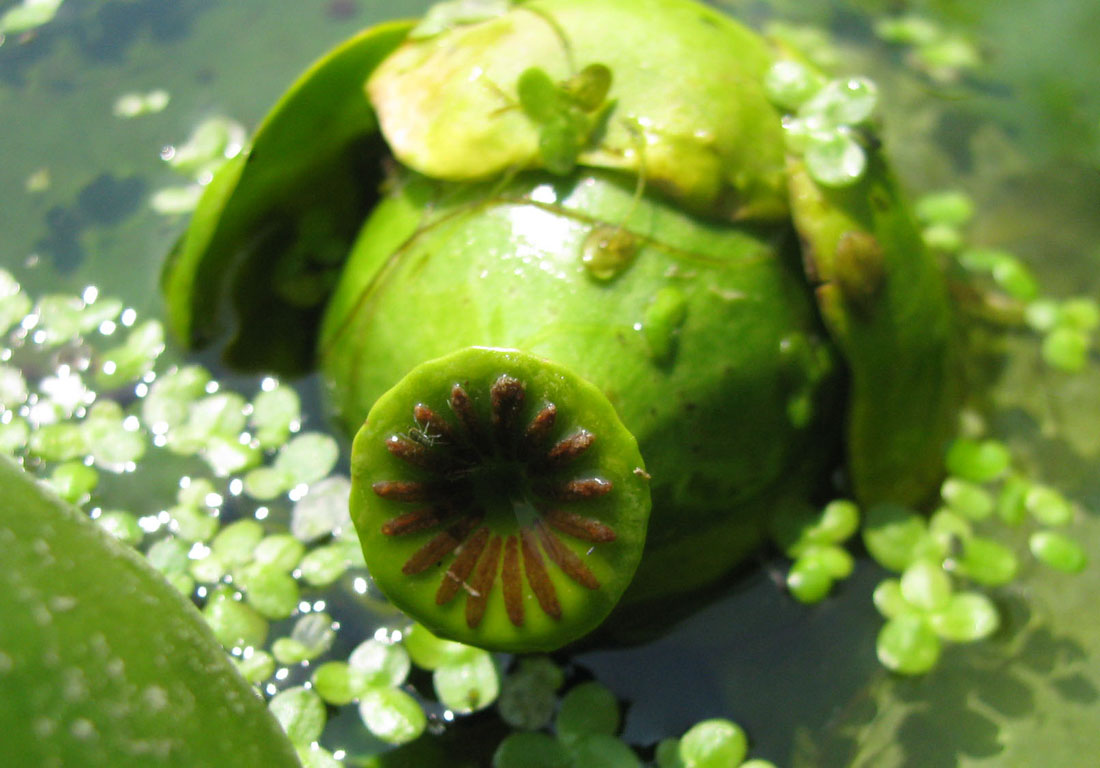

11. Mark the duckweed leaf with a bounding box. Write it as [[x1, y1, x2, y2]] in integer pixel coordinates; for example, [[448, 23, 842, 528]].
[[765, 60, 824, 111], [28, 422, 87, 461], [876, 614, 941, 675], [433, 649, 500, 713], [269, 686, 326, 746], [0, 366, 28, 409], [941, 477, 994, 520], [872, 578, 907, 619], [202, 435, 262, 476], [349, 638, 411, 688], [297, 544, 350, 587], [312, 661, 366, 706], [0, 418, 29, 454], [235, 648, 276, 685], [555, 681, 620, 743], [678, 718, 748, 768], [291, 475, 353, 542], [899, 560, 952, 612], [170, 504, 220, 542], [804, 131, 867, 188], [498, 657, 561, 729], [863, 503, 934, 572], [928, 592, 999, 642], [253, 534, 305, 572], [289, 612, 336, 658], [1042, 327, 1090, 372], [47, 461, 99, 503], [955, 536, 1018, 586], [787, 557, 834, 603], [202, 587, 269, 651], [211, 519, 264, 567], [944, 438, 1010, 483], [243, 466, 294, 500], [250, 383, 300, 448], [1025, 484, 1074, 526], [800, 78, 878, 128], [565, 733, 641, 768], [1030, 531, 1088, 573], [273, 432, 339, 486], [358, 686, 426, 745], [915, 190, 974, 227], [237, 564, 299, 620], [0, 270, 32, 334], [95, 509, 143, 545], [493, 732, 571, 768], [146, 537, 190, 575], [141, 365, 212, 433], [96, 320, 165, 389]]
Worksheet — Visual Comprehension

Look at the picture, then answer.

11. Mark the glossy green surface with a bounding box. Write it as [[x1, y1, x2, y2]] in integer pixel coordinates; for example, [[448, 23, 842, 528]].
[[0, 456, 300, 768], [324, 169, 842, 608]]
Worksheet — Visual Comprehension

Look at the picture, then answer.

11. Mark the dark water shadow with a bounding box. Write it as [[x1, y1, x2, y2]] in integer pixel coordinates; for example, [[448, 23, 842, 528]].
[[810, 592, 1094, 767]]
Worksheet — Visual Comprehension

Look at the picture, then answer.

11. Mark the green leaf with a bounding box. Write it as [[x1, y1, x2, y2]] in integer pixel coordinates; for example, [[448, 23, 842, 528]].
[[433, 649, 500, 713], [358, 686, 427, 745], [555, 681, 620, 743], [493, 732, 571, 768], [679, 718, 748, 768], [876, 614, 941, 675], [269, 686, 327, 746], [162, 21, 413, 375], [0, 456, 299, 767]]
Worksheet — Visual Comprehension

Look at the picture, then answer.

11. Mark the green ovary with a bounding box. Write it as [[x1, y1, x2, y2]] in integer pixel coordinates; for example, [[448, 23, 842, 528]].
[[323, 169, 842, 610]]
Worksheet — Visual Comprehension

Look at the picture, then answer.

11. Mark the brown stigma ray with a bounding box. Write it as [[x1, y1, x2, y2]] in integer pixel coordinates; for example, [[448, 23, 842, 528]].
[[372, 479, 468, 503], [536, 477, 613, 502], [542, 430, 596, 469], [535, 519, 601, 590], [502, 535, 524, 627], [402, 515, 483, 575], [436, 526, 491, 605], [412, 403, 456, 444], [523, 404, 557, 450], [541, 507, 617, 543], [490, 374, 526, 446], [381, 507, 452, 537], [520, 526, 562, 620], [450, 384, 487, 449], [465, 534, 503, 628], [375, 376, 622, 629]]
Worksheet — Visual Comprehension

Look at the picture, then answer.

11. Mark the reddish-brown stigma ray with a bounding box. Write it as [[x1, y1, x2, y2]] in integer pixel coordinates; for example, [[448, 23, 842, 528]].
[[436, 526, 490, 604], [535, 519, 600, 589], [520, 526, 562, 620], [541, 507, 617, 542], [502, 535, 524, 626], [466, 535, 502, 628], [402, 515, 482, 575]]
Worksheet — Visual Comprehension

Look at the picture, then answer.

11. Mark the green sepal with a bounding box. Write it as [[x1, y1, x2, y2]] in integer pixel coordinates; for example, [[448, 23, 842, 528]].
[[161, 20, 414, 374], [787, 148, 961, 507]]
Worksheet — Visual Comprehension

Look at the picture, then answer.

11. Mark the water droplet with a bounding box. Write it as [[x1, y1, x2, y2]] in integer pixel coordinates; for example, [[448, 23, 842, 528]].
[[581, 225, 638, 280]]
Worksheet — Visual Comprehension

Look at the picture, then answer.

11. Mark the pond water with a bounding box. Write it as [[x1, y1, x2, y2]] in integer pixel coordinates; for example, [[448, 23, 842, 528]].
[[2, 1, 1099, 766]]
